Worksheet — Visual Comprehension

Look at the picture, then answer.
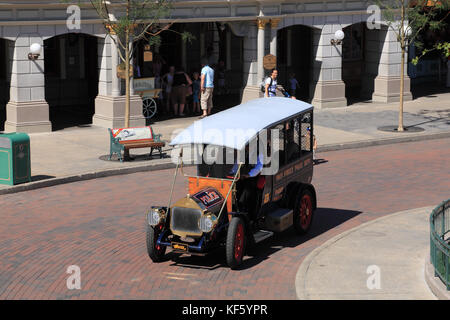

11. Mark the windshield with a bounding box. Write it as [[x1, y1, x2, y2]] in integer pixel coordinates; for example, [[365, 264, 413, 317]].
[[196, 145, 235, 178]]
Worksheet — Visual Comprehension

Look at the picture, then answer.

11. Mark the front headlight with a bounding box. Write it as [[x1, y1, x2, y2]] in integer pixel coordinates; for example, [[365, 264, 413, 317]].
[[199, 215, 217, 233], [147, 208, 165, 226]]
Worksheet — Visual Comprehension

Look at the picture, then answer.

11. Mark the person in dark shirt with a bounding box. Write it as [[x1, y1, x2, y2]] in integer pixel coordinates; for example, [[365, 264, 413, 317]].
[[171, 67, 192, 116]]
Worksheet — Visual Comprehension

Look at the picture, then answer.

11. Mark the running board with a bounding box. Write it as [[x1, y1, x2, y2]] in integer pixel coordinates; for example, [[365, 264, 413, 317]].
[[253, 230, 274, 244]]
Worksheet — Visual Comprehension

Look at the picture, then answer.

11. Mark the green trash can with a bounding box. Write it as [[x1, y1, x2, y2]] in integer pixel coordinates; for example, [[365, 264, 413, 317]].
[[0, 133, 31, 185]]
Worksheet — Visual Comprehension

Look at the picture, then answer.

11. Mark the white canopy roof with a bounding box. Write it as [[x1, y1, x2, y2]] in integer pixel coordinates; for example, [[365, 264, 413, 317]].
[[170, 97, 313, 150]]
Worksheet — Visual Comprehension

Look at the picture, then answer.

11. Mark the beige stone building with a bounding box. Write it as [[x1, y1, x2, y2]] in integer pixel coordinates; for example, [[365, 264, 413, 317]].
[[0, 0, 412, 133]]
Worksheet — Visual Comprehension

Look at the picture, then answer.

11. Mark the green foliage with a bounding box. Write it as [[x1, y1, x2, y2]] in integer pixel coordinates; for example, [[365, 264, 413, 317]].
[[376, 0, 450, 63], [63, 1, 193, 63]]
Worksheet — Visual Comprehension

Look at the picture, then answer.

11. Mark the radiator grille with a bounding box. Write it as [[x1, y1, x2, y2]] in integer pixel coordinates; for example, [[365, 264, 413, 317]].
[[170, 207, 202, 235]]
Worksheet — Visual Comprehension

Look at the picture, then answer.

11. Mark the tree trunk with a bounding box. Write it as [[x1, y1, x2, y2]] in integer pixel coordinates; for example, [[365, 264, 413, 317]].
[[398, 1, 405, 132], [398, 46, 405, 132], [125, 31, 130, 128]]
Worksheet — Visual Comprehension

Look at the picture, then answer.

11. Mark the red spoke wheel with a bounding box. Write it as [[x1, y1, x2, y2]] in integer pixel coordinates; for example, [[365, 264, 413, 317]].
[[293, 189, 314, 235], [146, 223, 166, 262], [226, 217, 246, 269]]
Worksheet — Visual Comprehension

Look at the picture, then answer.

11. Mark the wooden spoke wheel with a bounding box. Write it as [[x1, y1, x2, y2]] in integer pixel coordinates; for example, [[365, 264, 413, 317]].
[[143, 97, 157, 119], [226, 217, 246, 269], [293, 189, 314, 235]]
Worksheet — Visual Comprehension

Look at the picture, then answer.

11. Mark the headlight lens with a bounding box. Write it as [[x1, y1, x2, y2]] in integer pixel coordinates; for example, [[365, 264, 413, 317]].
[[199, 215, 217, 233], [148, 208, 164, 226]]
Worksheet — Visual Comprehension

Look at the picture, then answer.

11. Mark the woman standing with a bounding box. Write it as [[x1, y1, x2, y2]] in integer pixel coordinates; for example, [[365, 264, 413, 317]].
[[171, 67, 192, 116]]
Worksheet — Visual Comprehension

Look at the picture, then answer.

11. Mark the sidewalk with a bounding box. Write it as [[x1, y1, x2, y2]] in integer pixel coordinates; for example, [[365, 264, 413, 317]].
[[295, 207, 438, 300], [0, 90, 449, 193]]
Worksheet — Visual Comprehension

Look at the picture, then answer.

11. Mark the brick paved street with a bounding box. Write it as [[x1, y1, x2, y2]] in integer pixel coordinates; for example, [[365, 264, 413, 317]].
[[0, 138, 448, 299]]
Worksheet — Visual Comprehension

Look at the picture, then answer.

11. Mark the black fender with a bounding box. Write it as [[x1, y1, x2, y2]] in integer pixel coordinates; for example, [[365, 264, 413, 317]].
[[281, 182, 299, 208]]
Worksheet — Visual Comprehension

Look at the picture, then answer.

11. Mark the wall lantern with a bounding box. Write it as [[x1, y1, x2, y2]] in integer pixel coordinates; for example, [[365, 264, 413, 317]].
[[28, 43, 42, 61], [330, 30, 345, 45]]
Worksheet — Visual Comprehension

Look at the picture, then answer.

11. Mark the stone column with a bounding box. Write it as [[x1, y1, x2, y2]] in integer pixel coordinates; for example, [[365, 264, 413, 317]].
[[4, 34, 52, 133], [256, 19, 267, 85], [110, 35, 120, 97], [310, 26, 347, 108], [270, 19, 281, 56], [241, 22, 260, 102], [372, 27, 412, 103], [93, 35, 145, 129]]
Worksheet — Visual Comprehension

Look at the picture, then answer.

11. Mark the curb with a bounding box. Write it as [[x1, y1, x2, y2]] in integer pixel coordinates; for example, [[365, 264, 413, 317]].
[[295, 207, 431, 300], [316, 131, 450, 153], [0, 131, 449, 196], [425, 259, 450, 300], [0, 161, 184, 196]]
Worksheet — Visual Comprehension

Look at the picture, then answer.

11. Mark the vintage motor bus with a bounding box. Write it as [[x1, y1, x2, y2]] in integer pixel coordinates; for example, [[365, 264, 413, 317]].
[[146, 97, 317, 269]]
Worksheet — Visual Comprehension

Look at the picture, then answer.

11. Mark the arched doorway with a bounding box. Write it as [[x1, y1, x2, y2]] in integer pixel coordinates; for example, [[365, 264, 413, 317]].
[[44, 33, 99, 130], [0, 39, 12, 132], [341, 22, 386, 104], [133, 22, 244, 116], [277, 25, 313, 101]]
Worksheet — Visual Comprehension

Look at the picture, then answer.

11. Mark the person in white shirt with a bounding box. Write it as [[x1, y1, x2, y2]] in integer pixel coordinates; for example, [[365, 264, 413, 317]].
[[265, 69, 278, 97]]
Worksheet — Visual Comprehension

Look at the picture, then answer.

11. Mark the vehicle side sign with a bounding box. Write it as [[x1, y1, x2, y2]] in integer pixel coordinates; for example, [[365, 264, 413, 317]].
[[193, 188, 224, 209]]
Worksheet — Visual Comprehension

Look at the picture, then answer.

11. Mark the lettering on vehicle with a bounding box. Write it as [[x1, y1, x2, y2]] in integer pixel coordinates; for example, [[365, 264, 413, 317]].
[[304, 158, 312, 167], [275, 187, 283, 196], [284, 167, 293, 176], [193, 188, 224, 208], [263, 193, 270, 204], [295, 162, 303, 171], [172, 243, 188, 251], [275, 172, 283, 182]]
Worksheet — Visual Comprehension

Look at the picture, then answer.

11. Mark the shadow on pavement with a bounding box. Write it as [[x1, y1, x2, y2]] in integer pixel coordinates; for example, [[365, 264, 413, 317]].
[[31, 175, 56, 182], [165, 207, 362, 270]]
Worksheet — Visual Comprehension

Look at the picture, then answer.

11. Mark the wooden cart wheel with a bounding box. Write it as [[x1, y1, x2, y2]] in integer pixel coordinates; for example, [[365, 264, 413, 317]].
[[143, 97, 157, 119]]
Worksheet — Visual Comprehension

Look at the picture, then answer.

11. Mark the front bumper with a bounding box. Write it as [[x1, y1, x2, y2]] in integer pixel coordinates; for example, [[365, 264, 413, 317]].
[[157, 230, 206, 254]]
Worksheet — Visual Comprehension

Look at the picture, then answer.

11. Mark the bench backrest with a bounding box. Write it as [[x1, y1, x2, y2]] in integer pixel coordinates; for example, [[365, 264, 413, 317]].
[[110, 126, 155, 143]]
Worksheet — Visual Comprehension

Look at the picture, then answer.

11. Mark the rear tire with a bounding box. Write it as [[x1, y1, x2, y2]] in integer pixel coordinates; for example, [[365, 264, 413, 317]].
[[146, 224, 166, 262], [293, 189, 314, 235], [226, 217, 246, 269]]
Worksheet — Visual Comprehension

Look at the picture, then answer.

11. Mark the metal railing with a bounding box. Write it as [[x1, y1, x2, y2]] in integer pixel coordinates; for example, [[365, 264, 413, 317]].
[[430, 199, 450, 290]]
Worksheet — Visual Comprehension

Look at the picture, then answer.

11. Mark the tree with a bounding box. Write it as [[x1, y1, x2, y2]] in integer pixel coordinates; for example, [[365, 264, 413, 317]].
[[377, 0, 449, 132], [67, 0, 193, 127]]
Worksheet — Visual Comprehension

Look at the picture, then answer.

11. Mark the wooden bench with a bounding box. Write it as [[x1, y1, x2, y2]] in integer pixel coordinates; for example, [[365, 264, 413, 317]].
[[108, 126, 165, 162]]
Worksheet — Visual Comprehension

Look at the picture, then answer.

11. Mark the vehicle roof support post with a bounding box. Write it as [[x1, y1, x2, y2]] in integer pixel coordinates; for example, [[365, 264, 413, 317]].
[[217, 163, 242, 221], [167, 149, 182, 209]]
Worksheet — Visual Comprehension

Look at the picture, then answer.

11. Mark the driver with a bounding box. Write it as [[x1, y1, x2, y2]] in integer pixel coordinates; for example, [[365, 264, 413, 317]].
[[228, 145, 264, 218]]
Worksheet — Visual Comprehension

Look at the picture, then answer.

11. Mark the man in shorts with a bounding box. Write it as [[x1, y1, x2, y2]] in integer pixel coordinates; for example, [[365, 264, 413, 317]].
[[200, 57, 214, 119]]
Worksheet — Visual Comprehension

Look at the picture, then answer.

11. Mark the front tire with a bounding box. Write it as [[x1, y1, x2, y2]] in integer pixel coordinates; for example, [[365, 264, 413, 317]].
[[146, 224, 166, 262], [226, 217, 246, 269], [293, 189, 314, 235]]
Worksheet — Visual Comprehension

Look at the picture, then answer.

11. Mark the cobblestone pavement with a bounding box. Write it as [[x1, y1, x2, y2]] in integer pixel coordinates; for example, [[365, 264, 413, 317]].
[[0, 138, 448, 299]]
